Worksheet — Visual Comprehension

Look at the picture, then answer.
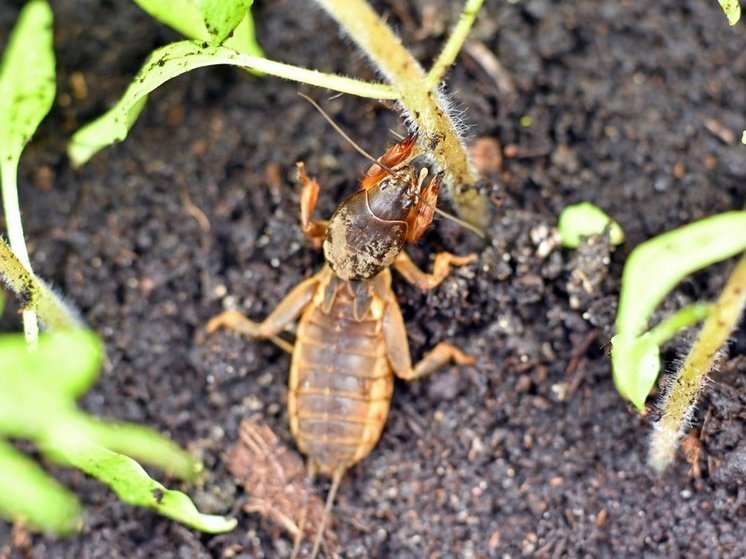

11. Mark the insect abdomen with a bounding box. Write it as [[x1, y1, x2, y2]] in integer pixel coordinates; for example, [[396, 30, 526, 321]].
[[289, 290, 394, 475]]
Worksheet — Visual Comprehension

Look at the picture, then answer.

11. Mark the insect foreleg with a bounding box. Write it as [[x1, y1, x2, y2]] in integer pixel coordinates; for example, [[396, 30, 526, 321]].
[[297, 162, 327, 246], [393, 251, 477, 291]]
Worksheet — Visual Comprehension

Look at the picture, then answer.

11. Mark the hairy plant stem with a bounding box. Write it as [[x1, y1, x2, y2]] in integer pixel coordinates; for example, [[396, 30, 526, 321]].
[[230, 56, 399, 99], [426, 0, 485, 88], [649, 254, 746, 472], [0, 236, 81, 331], [1, 159, 39, 343], [314, 0, 489, 228]]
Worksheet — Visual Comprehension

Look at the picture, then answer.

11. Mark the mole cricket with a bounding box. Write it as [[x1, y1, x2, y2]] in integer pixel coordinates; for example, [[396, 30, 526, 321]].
[[207, 100, 478, 558]]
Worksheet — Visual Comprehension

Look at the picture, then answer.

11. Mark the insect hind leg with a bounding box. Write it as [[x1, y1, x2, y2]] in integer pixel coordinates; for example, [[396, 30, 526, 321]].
[[309, 468, 344, 559]]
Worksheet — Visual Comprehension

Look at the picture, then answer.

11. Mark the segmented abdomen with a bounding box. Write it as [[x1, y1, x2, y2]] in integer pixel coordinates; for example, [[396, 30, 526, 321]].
[[288, 291, 393, 475]]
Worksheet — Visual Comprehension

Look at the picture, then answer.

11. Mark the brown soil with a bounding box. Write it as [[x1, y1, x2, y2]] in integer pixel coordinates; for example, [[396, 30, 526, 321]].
[[1, 0, 744, 557]]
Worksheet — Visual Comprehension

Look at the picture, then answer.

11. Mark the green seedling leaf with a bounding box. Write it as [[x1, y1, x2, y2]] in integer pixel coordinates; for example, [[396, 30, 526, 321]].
[[0, 0, 55, 167], [66, 95, 147, 168], [612, 211, 746, 408], [611, 333, 661, 409], [69, 40, 396, 166], [0, 440, 82, 534], [0, 0, 57, 343], [612, 303, 710, 408], [0, 331, 232, 533], [134, 0, 262, 55], [558, 202, 625, 248], [74, 1, 262, 165], [200, 0, 254, 45], [0, 330, 101, 404], [718, 0, 741, 25], [62, 444, 236, 533], [616, 211, 746, 338], [87, 421, 201, 481]]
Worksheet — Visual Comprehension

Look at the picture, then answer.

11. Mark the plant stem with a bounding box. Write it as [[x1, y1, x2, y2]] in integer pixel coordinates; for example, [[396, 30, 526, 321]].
[[314, 0, 489, 228], [1, 158, 39, 343], [649, 253, 746, 472], [426, 0, 485, 89], [243, 56, 399, 99], [0, 237, 81, 331]]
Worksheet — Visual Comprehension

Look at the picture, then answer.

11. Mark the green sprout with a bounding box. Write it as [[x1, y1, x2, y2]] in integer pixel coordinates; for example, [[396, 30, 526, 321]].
[[648, 254, 746, 472], [717, 0, 742, 25], [134, 0, 263, 52], [557, 202, 625, 249], [69, 0, 489, 227], [610, 211, 746, 471], [0, 330, 235, 534], [0, 1, 234, 534], [0, 0, 56, 344]]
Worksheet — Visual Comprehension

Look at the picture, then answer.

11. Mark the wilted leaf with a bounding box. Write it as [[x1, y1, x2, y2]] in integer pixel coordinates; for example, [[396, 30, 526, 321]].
[[229, 418, 337, 552]]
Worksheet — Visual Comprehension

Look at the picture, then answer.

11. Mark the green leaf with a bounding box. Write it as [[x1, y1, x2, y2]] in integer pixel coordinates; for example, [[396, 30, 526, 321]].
[[612, 211, 746, 408], [611, 303, 710, 409], [73, 1, 262, 164], [611, 333, 661, 410], [133, 0, 263, 55], [201, 0, 254, 45], [0, 332, 102, 439], [62, 444, 236, 533], [0, 331, 233, 534], [66, 94, 147, 168], [69, 40, 395, 165], [558, 202, 625, 248], [0, 440, 82, 534], [718, 0, 741, 25], [0, 0, 57, 342], [615, 211, 746, 338], [0, 0, 56, 166], [87, 421, 201, 481]]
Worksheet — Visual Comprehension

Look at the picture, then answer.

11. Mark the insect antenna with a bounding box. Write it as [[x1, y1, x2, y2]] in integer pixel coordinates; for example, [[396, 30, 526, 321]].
[[298, 93, 396, 175], [433, 206, 487, 238], [300, 92, 486, 239], [309, 468, 344, 559]]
